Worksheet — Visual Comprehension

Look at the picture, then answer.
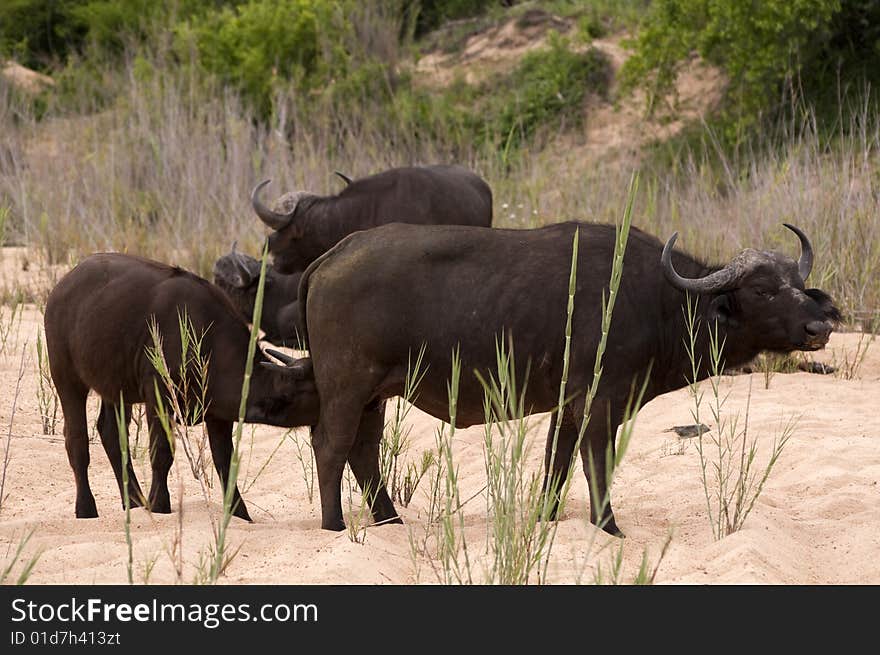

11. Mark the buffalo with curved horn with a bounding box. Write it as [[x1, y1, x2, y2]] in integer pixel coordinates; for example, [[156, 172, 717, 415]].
[[213, 244, 304, 347], [251, 165, 493, 274], [286, 220, 839, 535], [662, 223, 814, 293]]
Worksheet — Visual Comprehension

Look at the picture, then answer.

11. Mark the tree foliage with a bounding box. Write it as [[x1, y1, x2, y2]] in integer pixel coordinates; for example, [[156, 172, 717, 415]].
[[177, 0, 339, 117], [622, 0, 880, 135]]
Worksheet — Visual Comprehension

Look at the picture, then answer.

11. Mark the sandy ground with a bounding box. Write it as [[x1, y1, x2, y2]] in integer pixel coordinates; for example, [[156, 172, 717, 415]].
[[0, 257, 877, 584]]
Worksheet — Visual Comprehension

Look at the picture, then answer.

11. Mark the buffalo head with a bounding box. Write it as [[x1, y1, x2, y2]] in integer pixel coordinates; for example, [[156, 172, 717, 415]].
[[246, 350, 318, 426], [251, 179, 319, 273], [662, 224, 840, 353]]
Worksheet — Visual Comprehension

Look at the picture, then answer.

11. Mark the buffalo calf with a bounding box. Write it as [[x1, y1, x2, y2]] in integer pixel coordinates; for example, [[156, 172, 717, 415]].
[[213, 247, 303, 347], [45, 253, 318, 521]]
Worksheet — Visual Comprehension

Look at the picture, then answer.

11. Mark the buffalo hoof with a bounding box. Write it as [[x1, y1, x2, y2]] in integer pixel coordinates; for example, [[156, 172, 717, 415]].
[[601, 519, 625, 538], [322, 518, 346, 532], [75, 499, 99, 519], [148, 497, 172, 514], [232, 505, 253, 523]]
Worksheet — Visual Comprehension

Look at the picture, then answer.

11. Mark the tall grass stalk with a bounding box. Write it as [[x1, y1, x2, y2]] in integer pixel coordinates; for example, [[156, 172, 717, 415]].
[[0, 205, 9, 246], [1, 343, 27, 512], [832, 331, 874, 380], [146, 310, 212, 483], [288, 429, 316, 503], [209, 241, 269, 583], [0, 300, 22, 356], [380, 345, 428, 505], [543, 172, 640, 582], [594, 531, 673, 585], [115, 393, 134, 585], [241, 428, 288, 495], [579, 172, 639, 438], [1, 530, 42, 585], [687, 303, 795, 539], [478, 340, 554, 584], [36, 330, 59, 435], [345, 480, 374, 545], [146, 316, 216, 527], [555, 173, 656, 582], [543, 227, 580, 512], [400, 450, 436, 508], [434, 348, 473, 584]]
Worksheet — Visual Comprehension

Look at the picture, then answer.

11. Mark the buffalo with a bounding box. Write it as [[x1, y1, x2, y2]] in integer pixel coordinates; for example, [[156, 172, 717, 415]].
[[252, 164, 494, 274], [45, 253, 319, 521], [292, 221, 839, 534], [213, 246, 302, 347]]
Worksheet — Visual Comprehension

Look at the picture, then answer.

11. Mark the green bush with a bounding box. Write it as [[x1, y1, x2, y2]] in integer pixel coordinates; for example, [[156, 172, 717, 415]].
[[622, 0, 880, 139], [373, 34, 610, 157], [410, 0, 513, 36], [0, 0, 231, 70], [482, 34, 610, 147], [0, 0, 87, 69], [178, 0, 361, 118]]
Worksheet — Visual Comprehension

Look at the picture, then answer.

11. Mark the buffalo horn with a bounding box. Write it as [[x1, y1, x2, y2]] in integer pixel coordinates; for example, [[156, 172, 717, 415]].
[[662, 232, 738, 294], [251, 179, 294, 230], [231, 252, 254, 288], [265, 348, 297, 366], [782, 223, 813, 281]]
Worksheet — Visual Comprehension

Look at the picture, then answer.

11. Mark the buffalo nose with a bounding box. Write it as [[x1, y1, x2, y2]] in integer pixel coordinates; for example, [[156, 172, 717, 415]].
[[805, 320, 832, 340]]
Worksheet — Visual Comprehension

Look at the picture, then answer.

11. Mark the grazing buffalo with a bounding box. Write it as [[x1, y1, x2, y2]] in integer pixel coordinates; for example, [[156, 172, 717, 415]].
[[213, 246, 303, 347], [252, 164, 493, 273], [45, 253, 319, 521], [293, 221, 839, 534]]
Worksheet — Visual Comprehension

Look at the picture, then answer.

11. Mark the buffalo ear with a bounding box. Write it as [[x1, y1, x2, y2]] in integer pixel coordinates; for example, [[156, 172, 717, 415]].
[[708, 294, 739, 328], [259, 361, 287, 374]]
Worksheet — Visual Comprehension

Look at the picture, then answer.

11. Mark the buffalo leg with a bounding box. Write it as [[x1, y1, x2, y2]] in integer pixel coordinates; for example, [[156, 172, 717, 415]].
[[58, 381, 97, 518], [96, 400, 145, 510], [540, 408, 580, 520], [145, 401, 173, 514], [346, 401, 401, 526], [205, 417, 251, 522], [311, 399, 365, 531], [579, 399, 624, 537]]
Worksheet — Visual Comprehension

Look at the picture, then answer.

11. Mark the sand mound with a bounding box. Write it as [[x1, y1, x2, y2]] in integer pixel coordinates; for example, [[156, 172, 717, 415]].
[[2, 61, 55, 96]]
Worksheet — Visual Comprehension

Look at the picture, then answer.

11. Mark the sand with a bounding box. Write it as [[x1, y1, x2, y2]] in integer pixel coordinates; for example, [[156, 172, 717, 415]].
[[1, 253, 877, 584]]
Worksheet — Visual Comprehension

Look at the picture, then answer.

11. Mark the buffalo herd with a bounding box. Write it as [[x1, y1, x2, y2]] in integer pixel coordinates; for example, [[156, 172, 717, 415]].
[[46, 164, 839, 537]]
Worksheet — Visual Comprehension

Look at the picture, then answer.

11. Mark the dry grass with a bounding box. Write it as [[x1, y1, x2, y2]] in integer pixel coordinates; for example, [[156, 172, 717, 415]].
[[1, 58, 877, 323]]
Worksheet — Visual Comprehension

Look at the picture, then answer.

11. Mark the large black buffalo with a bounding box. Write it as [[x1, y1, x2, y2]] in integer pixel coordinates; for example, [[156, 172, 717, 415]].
[[213, 247, 302, 347], [45, 253, 319, 521], [292, 222, 839, 534], [252, 164, 493, 274]]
